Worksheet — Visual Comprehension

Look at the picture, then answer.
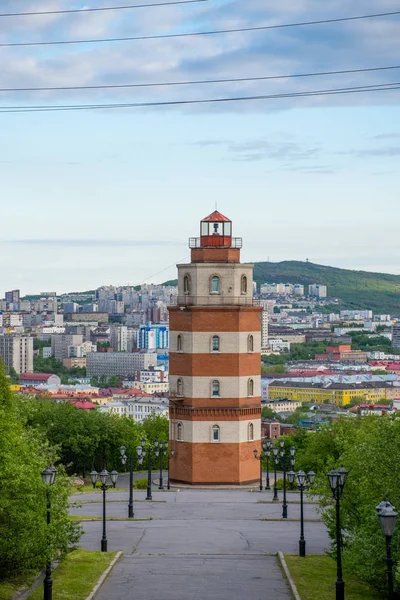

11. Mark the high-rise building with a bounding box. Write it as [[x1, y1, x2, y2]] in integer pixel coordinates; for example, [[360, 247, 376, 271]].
[[168, 211, 261, 485], [51, 334, 83, 360], [0, 334, 33, 374], [309, 284, 327, 298], [87, 351, 157, 377], [392, 323, 400, 349], [138, 324, 169, 349], [5, 289, 20, 305], [261, 309, 269, 349], [110, 325, 129, 352]]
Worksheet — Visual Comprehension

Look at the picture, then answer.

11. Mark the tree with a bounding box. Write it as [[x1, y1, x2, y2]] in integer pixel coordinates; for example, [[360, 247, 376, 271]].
[[261, 406, 281, 420], [0, 368, 80, 580]]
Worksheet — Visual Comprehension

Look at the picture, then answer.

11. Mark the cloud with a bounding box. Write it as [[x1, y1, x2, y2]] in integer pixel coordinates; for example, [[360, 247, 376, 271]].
[[0, 0, 399, 111]]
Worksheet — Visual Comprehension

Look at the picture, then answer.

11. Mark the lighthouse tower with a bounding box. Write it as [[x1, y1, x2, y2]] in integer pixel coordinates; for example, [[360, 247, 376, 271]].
[[168, 211, 261, 485]]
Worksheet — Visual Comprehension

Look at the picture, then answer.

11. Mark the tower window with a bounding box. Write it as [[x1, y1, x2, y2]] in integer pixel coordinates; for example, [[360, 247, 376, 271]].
[[210, 276, 220, 295], [184, 275, 191, 295], [212, 380, 220, 397], [212, 425, 220, 442], [177, 422, 183, 441], [211, 335, 220, 353], [248, 378, 254, 397], [177, 378, 184, 397], [177, 334, 183, 352], [248, 423, 254, 441], [248, 335, 254, 353], [241, 275, 248, 294]]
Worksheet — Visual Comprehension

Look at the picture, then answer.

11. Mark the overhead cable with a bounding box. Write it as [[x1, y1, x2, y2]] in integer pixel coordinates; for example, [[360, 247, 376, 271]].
[[0, 82, 399, 113], [1, 9, 399, 47]]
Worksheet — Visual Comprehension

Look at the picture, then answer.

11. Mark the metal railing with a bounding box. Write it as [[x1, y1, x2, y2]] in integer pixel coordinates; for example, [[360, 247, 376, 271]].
[[188, 237, 243, 249], [171, 295, 260, 307]]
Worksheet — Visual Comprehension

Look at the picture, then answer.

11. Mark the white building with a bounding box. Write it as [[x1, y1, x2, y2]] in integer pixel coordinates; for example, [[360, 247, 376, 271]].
[[110, 325, 129, 352], [339, 309, 373, 320], [98, 397, 168, 422], [261, 309, 269, 349], [309, 284, 327, 298], [293, 284, 305, 296], [87, 351, 157, 377], [0, 334, 33, 374]]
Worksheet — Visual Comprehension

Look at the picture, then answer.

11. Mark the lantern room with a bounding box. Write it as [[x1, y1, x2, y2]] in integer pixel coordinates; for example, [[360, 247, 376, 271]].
[[200, 211, 232, 247]]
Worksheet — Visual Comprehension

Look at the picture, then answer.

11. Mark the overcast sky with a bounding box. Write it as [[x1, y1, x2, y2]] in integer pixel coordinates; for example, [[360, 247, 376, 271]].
[[1, 0, 400, 294]]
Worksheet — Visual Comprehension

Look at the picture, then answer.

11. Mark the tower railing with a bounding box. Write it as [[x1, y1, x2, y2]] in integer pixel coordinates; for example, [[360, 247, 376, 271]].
[[188, 237, 243, 249], [172, 296, 260, 307]]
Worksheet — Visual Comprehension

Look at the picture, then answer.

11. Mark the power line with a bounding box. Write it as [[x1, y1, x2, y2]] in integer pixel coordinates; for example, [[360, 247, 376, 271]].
[[0, 0, 208, 18], [1, 9, 399, 48], [0, 82, 399, 113], [1, 64, 399, 93]]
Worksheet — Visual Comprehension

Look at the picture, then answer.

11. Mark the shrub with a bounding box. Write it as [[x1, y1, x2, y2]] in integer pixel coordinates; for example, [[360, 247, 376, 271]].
[[134, 478, 148, 490]]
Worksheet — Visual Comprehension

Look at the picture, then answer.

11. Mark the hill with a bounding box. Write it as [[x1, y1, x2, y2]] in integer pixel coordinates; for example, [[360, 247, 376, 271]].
[[253, 261, 400, 314], [163, 261, 400, 313]]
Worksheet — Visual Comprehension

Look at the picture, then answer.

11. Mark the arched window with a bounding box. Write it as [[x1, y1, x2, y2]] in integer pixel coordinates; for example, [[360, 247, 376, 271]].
[[212, 425, 220, 442], [241, 275, 248, 294], [212, 380, 220, 397], [211, 335, 220, 353], [177, 378, 183, 397], [177, 422, 183, 441], [248, 423, 254, 441], [248, 378, 254, 397], [184, 274, 191, 295], [210, 275, 220, 294], [177, 334, 183, 352], [248, 335, 254, 353]]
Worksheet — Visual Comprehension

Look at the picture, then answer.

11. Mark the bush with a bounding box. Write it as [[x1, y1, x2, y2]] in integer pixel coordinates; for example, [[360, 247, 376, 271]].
[[275, 478, 298, 491], [134, 478, 148, 489]]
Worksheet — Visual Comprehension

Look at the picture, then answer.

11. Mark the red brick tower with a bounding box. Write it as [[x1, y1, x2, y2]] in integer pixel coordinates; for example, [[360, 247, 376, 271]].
[[168, 211, 261, 485]]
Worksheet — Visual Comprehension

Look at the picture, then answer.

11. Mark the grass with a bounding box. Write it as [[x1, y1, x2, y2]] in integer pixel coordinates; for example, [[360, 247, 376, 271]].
[[284, 555, 381, 600], [30, 550, 117, 600], [0, 573, 36, 600], [69, 485, 124, 494]]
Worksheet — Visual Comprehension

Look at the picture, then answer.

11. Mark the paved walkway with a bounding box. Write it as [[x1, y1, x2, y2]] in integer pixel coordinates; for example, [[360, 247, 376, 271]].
[[72, 489, 329, 600]]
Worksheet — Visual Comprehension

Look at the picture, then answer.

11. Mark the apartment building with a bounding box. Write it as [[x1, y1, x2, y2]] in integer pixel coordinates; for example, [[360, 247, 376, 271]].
[[0, 334, 33, 374], [51, 334, 83, 360], [87, 351, 157, 377], [309, 284, 327, 298]]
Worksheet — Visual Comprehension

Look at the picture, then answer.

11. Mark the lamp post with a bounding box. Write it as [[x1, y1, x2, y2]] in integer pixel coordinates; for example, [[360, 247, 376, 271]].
[[137, 438, 159, 501], [279, 440, 296, 519], [157, 441, 167, 490], [253, 448, 264, 491], [90, 469, 119, 552], [167, 447, 175, 490], [264, 439, 272, 490], [120, 445, 134, 518], [328, 467, 348, 600], [377, 500, 398, 599], [272, 446, 279, 501], [287, 470, 315, 557], [41, 465, 56, 600]]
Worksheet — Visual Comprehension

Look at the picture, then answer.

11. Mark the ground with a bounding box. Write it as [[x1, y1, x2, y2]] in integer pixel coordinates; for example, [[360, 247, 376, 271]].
[[69, 484, 330, 600]]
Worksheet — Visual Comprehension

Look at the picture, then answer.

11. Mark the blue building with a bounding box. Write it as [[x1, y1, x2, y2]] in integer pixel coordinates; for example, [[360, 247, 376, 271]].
[[138, 323, 169, 350]]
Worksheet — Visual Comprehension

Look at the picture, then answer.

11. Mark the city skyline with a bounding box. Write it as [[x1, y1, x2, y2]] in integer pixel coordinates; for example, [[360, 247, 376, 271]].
[[1, 0, 400, 292]]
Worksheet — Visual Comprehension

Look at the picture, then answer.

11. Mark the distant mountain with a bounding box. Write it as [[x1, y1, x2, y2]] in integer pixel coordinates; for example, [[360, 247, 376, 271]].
[[163, 261, 400, 314], [253, 261, 400, 314]]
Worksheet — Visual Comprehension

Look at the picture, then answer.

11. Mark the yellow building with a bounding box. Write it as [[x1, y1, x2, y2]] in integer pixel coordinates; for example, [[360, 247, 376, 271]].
[[268, 381, 398, 407]]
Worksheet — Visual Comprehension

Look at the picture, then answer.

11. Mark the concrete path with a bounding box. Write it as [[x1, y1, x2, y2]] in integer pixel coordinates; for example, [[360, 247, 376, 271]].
[[73, 488, 329, 600]]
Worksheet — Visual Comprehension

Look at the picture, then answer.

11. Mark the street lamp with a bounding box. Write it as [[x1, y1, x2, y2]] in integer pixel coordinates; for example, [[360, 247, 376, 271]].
[[41, 466, 56, 600], [263, 439, 272, 490], [167, 446, 174, 490], [328, 467, 348, 600], [253, 449, 263, 491], [137, 439, 159, 501], [377, 500, 398, 599], [272, 445, 279, 501], [120, 445, 134, 518], [287, 470, 315, 557], [90, 468, 119, 552], [156, 441, 167, 490], [279, 441, 296, 519]]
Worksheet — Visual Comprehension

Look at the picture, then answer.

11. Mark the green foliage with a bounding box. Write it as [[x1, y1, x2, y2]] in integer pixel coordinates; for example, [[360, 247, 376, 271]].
[[134, 478, 148, 490], [285, 405, 310, 425], [33, 354, 86, 379], [8, 367, 19, 384], [90, 375, 121, 388], [33, 338, 50, 351], [254, 260, 400, 313], [261, 364, 287, 374], [0, 367, 80, 580], [261, 406, 281, 420], [294, 417, 400, 593], [348, 331, 400, 353]]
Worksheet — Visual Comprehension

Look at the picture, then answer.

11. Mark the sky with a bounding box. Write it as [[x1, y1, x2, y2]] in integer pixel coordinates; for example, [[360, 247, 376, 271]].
[[1, 0, 400, 294]]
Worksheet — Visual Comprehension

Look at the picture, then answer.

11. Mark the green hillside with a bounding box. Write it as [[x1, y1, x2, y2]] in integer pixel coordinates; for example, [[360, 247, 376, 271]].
[[253, 261, 400, 314], [163, 261, 400, 313]]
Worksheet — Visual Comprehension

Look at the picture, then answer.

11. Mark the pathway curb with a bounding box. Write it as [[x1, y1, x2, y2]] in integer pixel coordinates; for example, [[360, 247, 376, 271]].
[[85, 551, 122, 600], [278, 551, 302, 600]]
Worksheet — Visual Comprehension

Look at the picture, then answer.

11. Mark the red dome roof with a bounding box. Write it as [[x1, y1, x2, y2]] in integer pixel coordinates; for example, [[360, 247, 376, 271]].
[[201, 210, 231, 223]]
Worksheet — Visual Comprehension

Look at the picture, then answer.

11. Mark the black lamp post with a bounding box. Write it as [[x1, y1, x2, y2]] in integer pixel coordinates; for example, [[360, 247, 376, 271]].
[[41, 465, 56, 600], [90, 468, 119, 552], [272, 446, 279, 501], [167, 447, 175, 490], [377, 500, 398, 599], [328, 467, 348, 600], [288, 469, 315, 557], [279, 440, 296, 519], [253, 448, 264, 491], [137, 438, 159, 501], [156, 441, 167, 490], [120, 445, 134, 518], [264, 439, 272, 490]]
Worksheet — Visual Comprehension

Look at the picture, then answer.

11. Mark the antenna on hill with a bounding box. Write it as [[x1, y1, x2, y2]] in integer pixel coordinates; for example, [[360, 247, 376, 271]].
[[306, 258, 309, 263]]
